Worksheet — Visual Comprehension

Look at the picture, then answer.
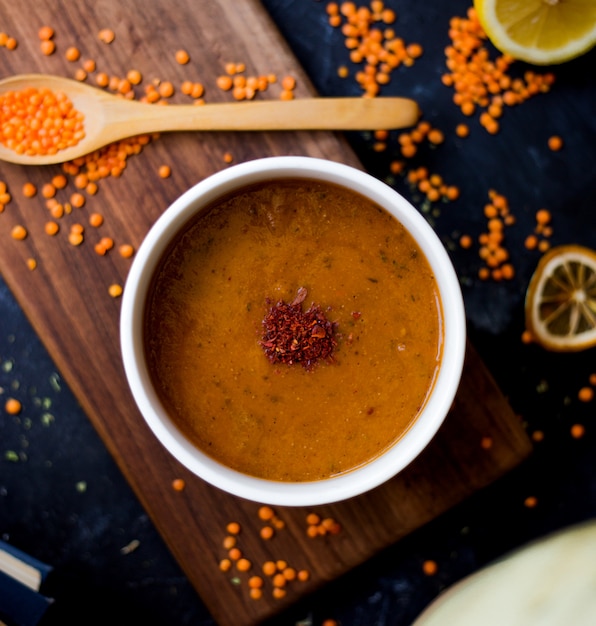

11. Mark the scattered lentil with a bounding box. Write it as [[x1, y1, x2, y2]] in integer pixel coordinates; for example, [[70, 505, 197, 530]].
[[65, 46, 80, 62], [171, 478, 186, 491], [38, 26, 54, 41], [11, 225, 27, 240], [524, 495, 538, 508], [175, 49, 190, 64], [40, 40, 56, 55], [548, 135, 563, 151], [98, 28, 115, 44], [578, 386, 594, 403], [4, 397, 22, 415], [118, 244, 135, 258], [22, 182, 37, 197], [422, 559, 438, 575], [108, 284, 123, 298]]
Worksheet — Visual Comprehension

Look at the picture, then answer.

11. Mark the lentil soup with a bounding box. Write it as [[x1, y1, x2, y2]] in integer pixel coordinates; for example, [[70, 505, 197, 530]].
[[144, 178, 443, 482]]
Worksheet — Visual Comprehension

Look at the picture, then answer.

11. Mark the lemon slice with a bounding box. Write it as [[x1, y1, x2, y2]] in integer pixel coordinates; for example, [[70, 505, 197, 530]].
[[525, 245, 596, 351], [474, 0, 596, 65]]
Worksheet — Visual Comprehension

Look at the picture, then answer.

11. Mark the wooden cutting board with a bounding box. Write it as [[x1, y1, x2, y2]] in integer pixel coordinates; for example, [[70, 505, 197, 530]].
[[0, 1, 532, 624]]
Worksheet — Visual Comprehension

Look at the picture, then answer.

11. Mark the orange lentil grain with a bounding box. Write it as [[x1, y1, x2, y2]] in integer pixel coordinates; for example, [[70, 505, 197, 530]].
[[248, 575, 263, 589], [237, 558, 252, 572], [589, 373, 596, 386], [219, 558, 232, 572], [306, 525, 319, 538], [158, 81, 175, 98], [52, 174, 68, 189], [578, 386, 594, 402], [96, 72, 109, 87], [108, 284, 123, 298], [427, 129, 444, 144], [11, 225, 27, 240], [26, 258, 37, 270], [158, 165, 171, 178], [535, 209, 551, 225], [262, 561, 276, 576], [228, 547, 242, 561], [74, 68, 87, 82], [40, 40, 55, 55], [68, 231, 84, 246], [281, 75, 296, 91], [118, 244, 135, 258], [524, 495, 538, 508], [99, 236, 114, 251], [74, 173, 88, 189], [480, 436, 493, 450], [283, 567, 296, 581], [532, 430, 544, 442], [65, 46, 80, 62], [44, 221, 59, 236], [41, 183, 56, 199], [306, 513, 321, 526], [226, 521, 241, 535], [171, 478, 186, 491], [260, 526, 274, 540], [322, 621, 339, 626], [98, 28, 115, 44], [249, 588, 262, 600], [126, 69, 142, 85], [272, 573, 286, 588], [190, 83, 204, 99], [4, 398, 22, 415], [175, 49, 190, 64], [455, 123, 469, 138], [571, 424, 585, 439], [89, 213, 104, 227], [272, 587, 286, 599], [38, 26, 54, 40], [547, 135, 563, 151], [422, 560, 438, 575], [86, 182, 98, 195], [297, 569, 310, 582], [70, 193, 85, 208], [258, 506, 274, 521], [216, 75, 233, 91], [22, 183, 37, 198], [223, 152, 233, 164]]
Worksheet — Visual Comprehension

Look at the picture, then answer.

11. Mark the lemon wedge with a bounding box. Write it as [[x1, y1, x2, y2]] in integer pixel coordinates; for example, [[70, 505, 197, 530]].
[[525, 245, 596, 351], [474, 0, 596, 65]]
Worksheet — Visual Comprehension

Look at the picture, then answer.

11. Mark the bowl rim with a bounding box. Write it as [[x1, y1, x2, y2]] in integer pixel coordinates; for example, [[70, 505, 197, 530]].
[[120, 156, 466, 506]]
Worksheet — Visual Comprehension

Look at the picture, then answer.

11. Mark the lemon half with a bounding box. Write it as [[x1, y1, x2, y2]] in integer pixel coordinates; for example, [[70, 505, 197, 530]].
[[474, 0, 596, 65], [525, 245, 596, 352]]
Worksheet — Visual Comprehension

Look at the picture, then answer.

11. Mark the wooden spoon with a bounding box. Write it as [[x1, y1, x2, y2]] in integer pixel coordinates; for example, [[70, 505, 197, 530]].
[[0, 74, 420, 166]]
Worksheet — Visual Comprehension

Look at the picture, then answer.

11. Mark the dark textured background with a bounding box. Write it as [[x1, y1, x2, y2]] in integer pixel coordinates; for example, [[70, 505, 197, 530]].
[[1, 1, 595, 624]]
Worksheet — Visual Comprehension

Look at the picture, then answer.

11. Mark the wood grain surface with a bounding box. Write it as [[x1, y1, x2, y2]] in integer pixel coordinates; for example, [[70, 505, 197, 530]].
[[0, 1, 532, 624]]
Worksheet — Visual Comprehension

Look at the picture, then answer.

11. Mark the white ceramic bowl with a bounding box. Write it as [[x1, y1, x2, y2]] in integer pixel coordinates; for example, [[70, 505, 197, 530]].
[[120, 156, 466, 506]]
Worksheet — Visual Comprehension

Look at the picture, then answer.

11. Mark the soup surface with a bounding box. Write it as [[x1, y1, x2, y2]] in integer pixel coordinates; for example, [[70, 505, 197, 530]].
[[145, 178, 443, 482]]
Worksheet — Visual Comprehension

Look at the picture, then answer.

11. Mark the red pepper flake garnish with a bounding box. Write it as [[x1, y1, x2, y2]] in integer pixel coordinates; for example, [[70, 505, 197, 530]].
[[260, 287, 336, 370]]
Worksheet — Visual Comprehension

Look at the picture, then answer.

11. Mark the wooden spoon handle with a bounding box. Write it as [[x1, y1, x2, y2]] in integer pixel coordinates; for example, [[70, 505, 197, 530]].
[[110, 97, 420, 134]]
